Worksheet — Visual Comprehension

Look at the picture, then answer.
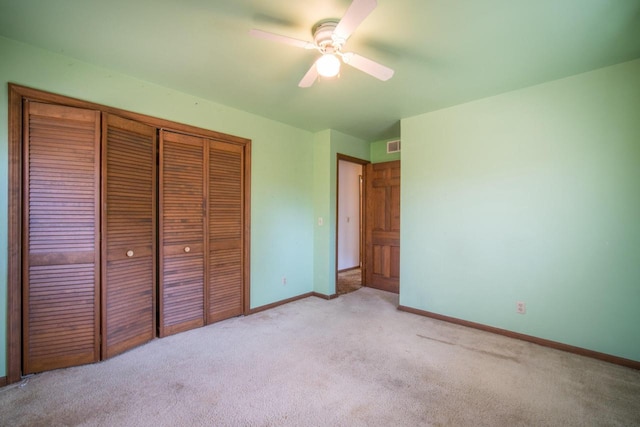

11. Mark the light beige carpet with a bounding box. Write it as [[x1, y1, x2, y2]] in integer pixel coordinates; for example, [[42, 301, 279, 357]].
[[1, 288, 639, 426]]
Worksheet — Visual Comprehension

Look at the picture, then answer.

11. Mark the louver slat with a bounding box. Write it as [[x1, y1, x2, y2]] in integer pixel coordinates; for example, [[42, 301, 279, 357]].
[[159, 131, 206, 337], [102, 114, 156, 358], [208, 142, 244, 323], [23, 102, 101, 374]]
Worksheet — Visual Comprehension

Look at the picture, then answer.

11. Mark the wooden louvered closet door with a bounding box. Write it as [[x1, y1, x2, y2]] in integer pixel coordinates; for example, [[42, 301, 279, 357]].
[[23, 101, 101, 374], [208, 141, 244, 323], [159, 131, 207, 337], [102, 114, 156, 358]]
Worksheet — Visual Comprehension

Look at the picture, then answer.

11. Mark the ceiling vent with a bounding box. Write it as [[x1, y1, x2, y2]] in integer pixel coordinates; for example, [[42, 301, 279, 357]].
[[386, 139, 401, 153]]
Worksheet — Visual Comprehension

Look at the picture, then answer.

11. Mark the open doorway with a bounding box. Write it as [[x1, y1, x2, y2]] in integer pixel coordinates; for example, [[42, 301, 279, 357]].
[[336, 154, 368, 295]]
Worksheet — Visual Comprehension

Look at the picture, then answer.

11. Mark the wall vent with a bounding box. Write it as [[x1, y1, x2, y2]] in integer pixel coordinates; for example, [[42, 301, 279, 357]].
[[386, 139, 401, 153]]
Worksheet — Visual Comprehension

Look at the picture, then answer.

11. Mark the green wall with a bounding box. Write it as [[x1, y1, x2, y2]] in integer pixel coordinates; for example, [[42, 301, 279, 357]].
[[2, 34, 638, 379], [0, 36, 317, 377], [401, 59, 640, 361], [313, 130, 370, 295], [370, 138, 401, 163], [312, 130, 332, 296]]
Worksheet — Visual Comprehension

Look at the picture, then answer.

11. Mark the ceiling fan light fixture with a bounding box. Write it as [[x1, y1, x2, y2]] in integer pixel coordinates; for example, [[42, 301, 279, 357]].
[[250, 0, 394, 87], [316, 53, 341, 78]]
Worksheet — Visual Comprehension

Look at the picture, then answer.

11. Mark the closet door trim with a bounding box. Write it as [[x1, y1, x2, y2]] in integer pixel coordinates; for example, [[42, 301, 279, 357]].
[[7, 84, 251, 384]]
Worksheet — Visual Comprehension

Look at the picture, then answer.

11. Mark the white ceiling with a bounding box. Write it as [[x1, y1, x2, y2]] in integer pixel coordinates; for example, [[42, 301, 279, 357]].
[[1, 0, 639, 141]]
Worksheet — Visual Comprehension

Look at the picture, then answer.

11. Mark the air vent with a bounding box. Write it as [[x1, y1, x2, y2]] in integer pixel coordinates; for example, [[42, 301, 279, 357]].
[[386, 139, 401, 153]]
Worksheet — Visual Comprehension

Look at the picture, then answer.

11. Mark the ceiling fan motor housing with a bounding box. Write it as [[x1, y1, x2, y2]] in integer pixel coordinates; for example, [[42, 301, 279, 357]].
[[312, 20, 343, 52]]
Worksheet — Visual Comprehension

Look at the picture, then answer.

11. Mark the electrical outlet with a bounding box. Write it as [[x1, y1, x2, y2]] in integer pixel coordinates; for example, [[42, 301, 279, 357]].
[[282, 276, 287, 285], [318, 217, 324, 226], [516, 301, 526, 314]]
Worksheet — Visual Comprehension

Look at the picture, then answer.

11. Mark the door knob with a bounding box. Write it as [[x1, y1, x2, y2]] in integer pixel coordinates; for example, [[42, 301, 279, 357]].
[[126, 250, 134, 257], [184, 246, 191, 253]]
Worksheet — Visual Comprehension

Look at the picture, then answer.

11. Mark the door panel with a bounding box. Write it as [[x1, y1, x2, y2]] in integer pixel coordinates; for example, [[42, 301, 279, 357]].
[[102, 114, 156, 358], [208, 142, 244, 323], [23, 101, 101, 373], [159, 131, 206, 337], [12, 87, 251, 382], [365, 160, 400, 293]]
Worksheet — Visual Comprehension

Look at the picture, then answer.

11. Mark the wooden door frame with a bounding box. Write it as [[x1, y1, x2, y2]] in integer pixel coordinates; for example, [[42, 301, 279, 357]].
[[6, 84, 252, 384], [335, 154, 370, 293]]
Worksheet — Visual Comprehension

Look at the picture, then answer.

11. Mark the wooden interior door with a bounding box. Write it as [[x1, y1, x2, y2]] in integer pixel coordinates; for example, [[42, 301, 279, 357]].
[[159, 131, 207, 337], [207, 141, 244, 323], [102, 114, 156, 358], [365, 160, 400, 293], [23, 101, 101, 373]]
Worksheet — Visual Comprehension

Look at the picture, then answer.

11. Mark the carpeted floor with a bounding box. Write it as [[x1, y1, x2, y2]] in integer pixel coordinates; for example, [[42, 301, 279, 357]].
[[337, 267, 362, 295], [1, 288, 639, 426]]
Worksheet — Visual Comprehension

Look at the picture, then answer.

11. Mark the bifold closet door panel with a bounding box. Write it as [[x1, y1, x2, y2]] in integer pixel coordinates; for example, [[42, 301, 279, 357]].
[[159, 131, 207, 337], [102, 114, 156, 358], [23, 101, 101, 374], [208, 141, 244, 323]]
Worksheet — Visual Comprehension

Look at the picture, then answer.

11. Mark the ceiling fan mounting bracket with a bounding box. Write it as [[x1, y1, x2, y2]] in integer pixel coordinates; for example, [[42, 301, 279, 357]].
[[312, 19, 344, 52]]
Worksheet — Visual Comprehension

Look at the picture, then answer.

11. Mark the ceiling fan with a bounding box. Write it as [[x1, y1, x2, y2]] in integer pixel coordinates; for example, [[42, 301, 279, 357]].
[[249, 0, 394, 88]]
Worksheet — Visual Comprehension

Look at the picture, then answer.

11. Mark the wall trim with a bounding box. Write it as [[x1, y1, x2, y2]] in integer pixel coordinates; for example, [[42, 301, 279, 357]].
[[312, 292, 339, 300], [222, 290, 339, 317], [398, 305, 640, 370], [7, 84, 23, 384], [248, 293, 314, 315], [0, 376, 7, 387]]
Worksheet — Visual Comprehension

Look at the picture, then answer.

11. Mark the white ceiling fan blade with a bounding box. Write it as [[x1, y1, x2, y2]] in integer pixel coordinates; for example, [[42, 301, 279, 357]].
[[342, 53, 394, 81], [334, 0, 377, 42], [249, 29, 315, 49], [298, 62, 319, 88]]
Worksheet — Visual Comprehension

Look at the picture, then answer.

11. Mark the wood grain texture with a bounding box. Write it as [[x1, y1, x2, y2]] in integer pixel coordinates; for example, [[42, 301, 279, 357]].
[[365, 160, 400, 293], [102, 114, 156, 358], [208, 142, 244, 323], [242, 141, 252, 315], [8, 85, 24, 383], [159, 131, 206, 337], [8, 84, 251, 383], [23, 101, 101, 374], [9, 84, 250, 146]]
